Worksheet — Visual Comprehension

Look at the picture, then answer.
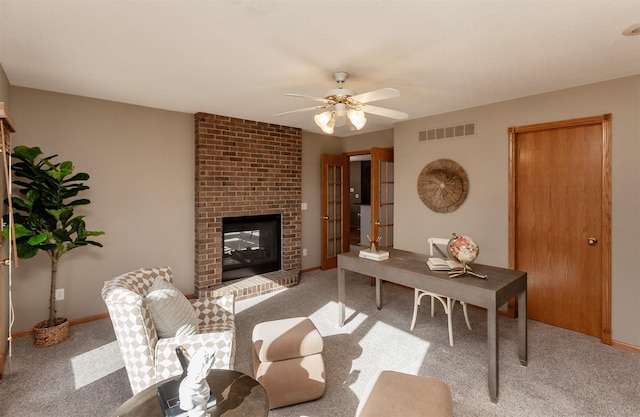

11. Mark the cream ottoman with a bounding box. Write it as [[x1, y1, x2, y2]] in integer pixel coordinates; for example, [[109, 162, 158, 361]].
[[252, 316, 325, 409], [356, 370, 453, 417]]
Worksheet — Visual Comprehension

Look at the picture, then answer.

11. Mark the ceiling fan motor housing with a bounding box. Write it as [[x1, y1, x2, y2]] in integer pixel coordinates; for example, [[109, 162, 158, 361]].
[[328, 71, 356, 100], [333, 71, 349, 83]]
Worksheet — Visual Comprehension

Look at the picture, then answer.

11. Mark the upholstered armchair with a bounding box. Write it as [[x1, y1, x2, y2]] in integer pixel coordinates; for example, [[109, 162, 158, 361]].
[[101, 266, 235, 395]]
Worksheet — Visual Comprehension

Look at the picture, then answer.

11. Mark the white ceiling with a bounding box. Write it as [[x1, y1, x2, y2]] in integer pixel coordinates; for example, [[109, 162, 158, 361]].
[[1, 1, 639, 137]]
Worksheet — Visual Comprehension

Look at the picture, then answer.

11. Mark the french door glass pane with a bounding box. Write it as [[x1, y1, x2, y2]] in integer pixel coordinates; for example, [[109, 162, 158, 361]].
[[379, 161, 394, 247], [327, 164, 344, 257]]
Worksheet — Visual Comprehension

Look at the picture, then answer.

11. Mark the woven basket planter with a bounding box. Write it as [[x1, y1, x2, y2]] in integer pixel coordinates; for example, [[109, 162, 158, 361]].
[[33, 318, 69, 347]]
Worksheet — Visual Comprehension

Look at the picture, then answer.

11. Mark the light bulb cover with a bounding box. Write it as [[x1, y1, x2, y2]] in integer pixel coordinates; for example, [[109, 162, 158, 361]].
[[314, 111, 332, 128], [314, 111, 335, 134], [321, 117, 335, 134], [347, 109, 367, 130]]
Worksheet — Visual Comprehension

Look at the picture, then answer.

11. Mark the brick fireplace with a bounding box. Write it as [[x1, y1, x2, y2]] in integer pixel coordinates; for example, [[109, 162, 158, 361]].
[[194, 113, 302, 300]]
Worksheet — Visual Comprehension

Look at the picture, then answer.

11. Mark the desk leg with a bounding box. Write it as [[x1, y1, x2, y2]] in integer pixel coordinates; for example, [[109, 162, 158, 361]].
[[375, 277, 382, 310], [338, 267, 345, 327], [488, 301, 499, 403], [518, 288, 528, 366]]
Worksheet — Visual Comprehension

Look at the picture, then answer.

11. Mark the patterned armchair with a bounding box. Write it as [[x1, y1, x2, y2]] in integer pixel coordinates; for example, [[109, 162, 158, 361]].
[[101, 266, 235, 395]]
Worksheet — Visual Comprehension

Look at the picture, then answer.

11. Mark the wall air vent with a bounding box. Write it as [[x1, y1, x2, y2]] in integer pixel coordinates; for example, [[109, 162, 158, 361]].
[[418, 122, 476, 142]]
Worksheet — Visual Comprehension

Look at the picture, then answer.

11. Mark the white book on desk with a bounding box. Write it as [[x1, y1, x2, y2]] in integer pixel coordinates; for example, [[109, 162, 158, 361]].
[[359, 249, 389, 261], [427, 257, 463, 271]]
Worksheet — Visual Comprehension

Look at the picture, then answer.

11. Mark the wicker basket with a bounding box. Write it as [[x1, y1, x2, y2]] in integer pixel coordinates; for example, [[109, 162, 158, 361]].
[[32, 318, 70, 347]]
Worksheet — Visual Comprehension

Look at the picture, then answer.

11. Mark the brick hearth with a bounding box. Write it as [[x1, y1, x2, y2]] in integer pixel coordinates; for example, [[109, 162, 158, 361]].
[[194, 113, 302, 300]]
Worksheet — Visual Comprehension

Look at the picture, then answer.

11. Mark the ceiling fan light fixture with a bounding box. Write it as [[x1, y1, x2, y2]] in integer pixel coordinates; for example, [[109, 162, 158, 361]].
[[276, 70, 406, 134], [314, 111, 335, 134], [347, 109, 367, 130], [323, 117, 335, 134], [314, 111, 332, 127]]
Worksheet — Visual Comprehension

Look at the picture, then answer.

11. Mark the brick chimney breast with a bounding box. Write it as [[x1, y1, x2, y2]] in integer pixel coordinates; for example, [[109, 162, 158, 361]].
[[194, 113, 302, 299]]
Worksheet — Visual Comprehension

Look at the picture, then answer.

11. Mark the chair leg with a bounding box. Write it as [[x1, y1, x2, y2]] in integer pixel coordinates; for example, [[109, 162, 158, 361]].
[[446, 298, 454, 346], [462, 302, 472, 330], [410, 289, 420, 331]]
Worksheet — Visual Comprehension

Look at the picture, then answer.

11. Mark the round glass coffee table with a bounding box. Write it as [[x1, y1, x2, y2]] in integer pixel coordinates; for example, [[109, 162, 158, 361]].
[[111, 369, 269, 417]]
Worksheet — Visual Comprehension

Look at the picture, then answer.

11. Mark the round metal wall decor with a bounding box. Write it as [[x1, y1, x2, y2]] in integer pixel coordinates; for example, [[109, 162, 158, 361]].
[[417, 159, 468, 213]]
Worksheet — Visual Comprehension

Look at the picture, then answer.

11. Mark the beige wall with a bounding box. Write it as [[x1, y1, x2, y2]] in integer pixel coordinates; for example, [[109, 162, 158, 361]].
[[9, 87, 194, 332], [0, 65, 9, 105], [342, 129, 394, 153], [394, 75, 640, 346]]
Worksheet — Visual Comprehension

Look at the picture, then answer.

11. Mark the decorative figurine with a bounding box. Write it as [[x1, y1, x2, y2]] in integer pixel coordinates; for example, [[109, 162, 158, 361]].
[[367, 234, 381, 253], [178, 347, 217, 417]]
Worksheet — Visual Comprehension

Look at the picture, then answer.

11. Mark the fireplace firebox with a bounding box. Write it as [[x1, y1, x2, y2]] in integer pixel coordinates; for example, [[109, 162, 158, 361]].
[[222, 214, 282, 281]]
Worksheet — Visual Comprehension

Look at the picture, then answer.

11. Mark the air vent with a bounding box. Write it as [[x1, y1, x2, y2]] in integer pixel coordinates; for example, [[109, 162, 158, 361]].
[[418, 122, 476, 142]]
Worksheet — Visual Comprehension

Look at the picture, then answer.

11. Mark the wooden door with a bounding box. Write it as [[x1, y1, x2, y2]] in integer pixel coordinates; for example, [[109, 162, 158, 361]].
[[371, 148, 394, 248], [509, 115, 611, 342], [320, 154, 350, 270]]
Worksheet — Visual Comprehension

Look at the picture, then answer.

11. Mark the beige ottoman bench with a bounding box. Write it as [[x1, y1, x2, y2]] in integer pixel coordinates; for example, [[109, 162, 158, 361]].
[[356, 370, 453, 417], [252, 316, 325, 409]]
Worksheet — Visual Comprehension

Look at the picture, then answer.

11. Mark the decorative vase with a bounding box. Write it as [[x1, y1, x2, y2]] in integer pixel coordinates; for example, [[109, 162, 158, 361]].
[[32, 317, 69, 347]]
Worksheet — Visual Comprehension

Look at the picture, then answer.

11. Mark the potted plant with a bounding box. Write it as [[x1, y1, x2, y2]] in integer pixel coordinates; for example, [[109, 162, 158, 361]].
[[2, 146, 104, 346]]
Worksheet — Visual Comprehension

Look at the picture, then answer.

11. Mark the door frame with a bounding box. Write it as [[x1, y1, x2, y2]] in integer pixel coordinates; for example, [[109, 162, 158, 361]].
[[321, 148, 394, 271], [508, 114, 612, 344]]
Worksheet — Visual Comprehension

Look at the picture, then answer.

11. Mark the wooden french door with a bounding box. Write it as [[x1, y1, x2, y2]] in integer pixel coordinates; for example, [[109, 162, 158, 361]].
[[509, 115, 611, 342], [320, 154, 350, 270], [371, 148, 394, 247]]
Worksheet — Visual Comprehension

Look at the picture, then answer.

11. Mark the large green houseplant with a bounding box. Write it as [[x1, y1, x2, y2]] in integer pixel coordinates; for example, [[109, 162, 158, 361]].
[[2, 146, 104, 346]]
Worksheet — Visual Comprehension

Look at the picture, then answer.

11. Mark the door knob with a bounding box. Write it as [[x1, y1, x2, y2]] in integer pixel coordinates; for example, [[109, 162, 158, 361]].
[[588, 237, 598, 246], [321, 216, 329, 220], [375, 221, 381, 226]]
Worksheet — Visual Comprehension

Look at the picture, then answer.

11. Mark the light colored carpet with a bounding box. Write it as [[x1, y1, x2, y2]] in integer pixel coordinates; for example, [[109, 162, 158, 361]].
[[1, 268, 638, 416], [235, 270, 640, 417]]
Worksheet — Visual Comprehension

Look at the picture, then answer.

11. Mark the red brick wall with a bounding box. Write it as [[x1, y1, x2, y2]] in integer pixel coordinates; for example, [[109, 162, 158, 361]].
[[194, 113, 302, 295]]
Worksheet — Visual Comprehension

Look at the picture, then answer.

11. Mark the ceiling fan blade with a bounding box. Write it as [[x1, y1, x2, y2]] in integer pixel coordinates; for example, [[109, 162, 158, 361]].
[[274, 105, 330, 117], [362, 104, 409, 120], [285, 93, 333, 104], [350, 88, 400, 104]]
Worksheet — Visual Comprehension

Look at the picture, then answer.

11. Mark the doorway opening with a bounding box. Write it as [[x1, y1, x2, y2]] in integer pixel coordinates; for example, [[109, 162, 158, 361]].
[[349, 154, 371, 249]]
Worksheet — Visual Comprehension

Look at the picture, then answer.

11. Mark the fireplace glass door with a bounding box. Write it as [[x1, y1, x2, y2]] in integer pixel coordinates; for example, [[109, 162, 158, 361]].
[[222, 214, 281, 281]]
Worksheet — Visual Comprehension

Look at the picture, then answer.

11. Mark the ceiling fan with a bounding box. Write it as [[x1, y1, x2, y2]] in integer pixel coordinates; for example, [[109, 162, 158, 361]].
[[274, 71, 409, 134]]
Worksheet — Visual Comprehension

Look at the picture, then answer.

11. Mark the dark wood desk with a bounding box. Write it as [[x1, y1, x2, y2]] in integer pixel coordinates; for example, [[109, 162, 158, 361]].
[[337, 248, 527, 403], [111, 369, 269, 417]]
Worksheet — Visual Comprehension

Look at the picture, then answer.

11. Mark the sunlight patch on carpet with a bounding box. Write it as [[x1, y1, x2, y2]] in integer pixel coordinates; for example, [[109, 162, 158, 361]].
[[354, 320, 430, 374], [71, 340, 124, 389], [308, 301, 368, 336]]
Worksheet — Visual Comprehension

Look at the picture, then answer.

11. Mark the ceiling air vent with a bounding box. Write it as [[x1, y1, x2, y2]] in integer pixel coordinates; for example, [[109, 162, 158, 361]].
[[418, 122, 476, 142]]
